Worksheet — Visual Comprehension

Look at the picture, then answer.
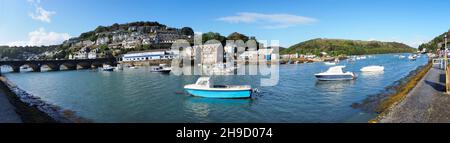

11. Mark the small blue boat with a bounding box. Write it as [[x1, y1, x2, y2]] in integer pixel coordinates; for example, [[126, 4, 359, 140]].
[[184, 77, 252, 99]]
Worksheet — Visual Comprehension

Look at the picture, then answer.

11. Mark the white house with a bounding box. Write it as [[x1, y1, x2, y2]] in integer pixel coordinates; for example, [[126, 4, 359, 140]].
[[121, 50, 174, 62], [258, 49, 275, 61], [192, 44, 223, 65], [239, 51, 258, 61]]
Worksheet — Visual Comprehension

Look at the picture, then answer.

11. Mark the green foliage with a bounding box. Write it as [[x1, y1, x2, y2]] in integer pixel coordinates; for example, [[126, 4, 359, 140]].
[[281, 38, 415, 56], [202, 32, 226, 43], [418, 30, 449, 52], [79, 31, 95, 41], [0, 45, 60, 60], [99, 44, 109, 52], [181, 27, 194, 35], [227, 32, 249, 41]]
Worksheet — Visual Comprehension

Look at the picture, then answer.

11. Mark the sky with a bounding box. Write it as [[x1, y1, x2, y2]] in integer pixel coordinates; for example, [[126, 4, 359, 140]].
[[0, 0, 449, 48]]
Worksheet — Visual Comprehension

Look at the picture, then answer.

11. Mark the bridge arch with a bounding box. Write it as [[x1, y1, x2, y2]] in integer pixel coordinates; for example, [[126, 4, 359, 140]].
[[76, 61, 93, 69], [0, 58, 117, 73], [21, 63, 42, 72], [0, 64, 16, 74], [40, 63, 62, 71], [60, 63, 77, 70]]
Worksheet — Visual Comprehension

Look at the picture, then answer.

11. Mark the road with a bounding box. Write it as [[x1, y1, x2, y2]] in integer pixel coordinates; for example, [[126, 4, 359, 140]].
[[0, 89, 22, 123], [381, 64, 450, 122]]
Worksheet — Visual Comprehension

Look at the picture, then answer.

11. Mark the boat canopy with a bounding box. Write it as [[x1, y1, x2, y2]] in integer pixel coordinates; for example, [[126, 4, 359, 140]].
[[195, 77, 213, 87], [326, 66, 346, 73]]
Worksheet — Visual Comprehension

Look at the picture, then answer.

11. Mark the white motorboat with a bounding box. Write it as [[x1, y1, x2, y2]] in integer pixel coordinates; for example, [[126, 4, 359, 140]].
[[360, 65, 384, 72], [324, 62, 337, 65], [408, 55, 417, 60], [102, 65, 114, 71], [399, 55, 406, 59], [150, 64, 171, 73], [315, 66, 356, 81]]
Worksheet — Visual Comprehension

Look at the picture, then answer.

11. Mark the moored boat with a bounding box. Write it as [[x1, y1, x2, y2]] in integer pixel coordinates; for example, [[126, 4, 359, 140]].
[[150, 64, 171, 73], [184, 77, 252, 98], [315, 66, 356, 81], [360, 65, 384, 72], [324, 62, 337, 65], [102, 65, 114, 71], [408, 54, 417, 61]]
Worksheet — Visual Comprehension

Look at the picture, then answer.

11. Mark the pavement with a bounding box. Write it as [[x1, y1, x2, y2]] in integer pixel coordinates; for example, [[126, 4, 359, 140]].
[[0, 88, 22, 123], [380, 64, 450, 123]]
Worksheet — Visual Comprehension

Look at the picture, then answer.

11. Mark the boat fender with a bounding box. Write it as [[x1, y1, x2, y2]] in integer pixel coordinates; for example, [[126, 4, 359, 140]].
[[253, 88, 260, 93]]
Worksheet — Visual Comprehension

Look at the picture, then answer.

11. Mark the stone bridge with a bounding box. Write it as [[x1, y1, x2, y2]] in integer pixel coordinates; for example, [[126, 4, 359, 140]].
[[0, 58, 117, 74]]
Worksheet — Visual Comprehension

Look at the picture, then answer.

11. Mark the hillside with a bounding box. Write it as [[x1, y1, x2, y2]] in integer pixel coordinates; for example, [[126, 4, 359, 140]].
[[0, 21, 258, 60], [418, 30, 449, 52], [0, 45, 61, 60], [281, 38, 415, 56]]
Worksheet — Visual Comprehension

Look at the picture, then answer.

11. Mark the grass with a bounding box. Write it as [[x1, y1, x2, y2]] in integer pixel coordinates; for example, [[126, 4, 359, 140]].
[[369, 61, 433, 123]]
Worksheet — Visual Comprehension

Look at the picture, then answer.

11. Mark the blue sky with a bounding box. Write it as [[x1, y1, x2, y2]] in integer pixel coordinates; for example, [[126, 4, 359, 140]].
[[0, 0, 449, 48]]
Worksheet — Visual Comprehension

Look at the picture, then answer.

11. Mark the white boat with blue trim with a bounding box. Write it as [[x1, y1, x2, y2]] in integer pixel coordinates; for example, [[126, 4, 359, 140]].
[[315, 66, 356, 81], [184, 77, 252, 98]]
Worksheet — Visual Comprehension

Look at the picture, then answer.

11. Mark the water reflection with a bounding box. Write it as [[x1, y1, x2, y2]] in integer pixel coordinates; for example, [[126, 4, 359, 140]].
[[360, 71, 384, 77], [315, 80, 355, 92], [187, 97, 252, 106]]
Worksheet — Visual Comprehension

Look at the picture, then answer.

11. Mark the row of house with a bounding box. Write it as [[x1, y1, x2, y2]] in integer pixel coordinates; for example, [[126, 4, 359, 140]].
[[280, 53, 317, 59], [64, 26, 192, 50], [68, 47, 99, 59], [119, 44, 278, 65]]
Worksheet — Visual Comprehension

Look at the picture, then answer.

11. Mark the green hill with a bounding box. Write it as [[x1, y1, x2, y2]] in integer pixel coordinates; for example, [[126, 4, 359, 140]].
[[281, 38, 415, 56], [418, 30, 449, 52]]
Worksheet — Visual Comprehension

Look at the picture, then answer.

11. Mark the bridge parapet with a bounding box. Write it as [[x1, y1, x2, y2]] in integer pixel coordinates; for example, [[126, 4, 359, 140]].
[[0, 58, 117, 73]]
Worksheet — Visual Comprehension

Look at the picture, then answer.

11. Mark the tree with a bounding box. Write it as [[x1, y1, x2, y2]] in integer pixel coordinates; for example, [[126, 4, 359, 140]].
[[181, 27, 194, 36], [227, 32, 249, 41], [201, 32, 226, 43], [99, 44, 109, 53]]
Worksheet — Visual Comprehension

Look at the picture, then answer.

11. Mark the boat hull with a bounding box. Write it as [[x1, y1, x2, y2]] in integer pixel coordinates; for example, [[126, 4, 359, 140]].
[[151, 69, 171, 73], [314, 74, 355, 81], [360, 67, 384, 72], [185, 88, 252, 99], [102, 68, 114, 71]]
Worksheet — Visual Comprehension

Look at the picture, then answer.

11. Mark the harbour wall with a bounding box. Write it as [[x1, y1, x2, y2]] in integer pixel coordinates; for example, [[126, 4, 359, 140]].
[[0, 76, 91, 123]]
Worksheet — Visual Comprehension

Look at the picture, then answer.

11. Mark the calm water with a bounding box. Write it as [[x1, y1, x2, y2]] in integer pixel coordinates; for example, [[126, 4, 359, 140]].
[[2, 54, 428, 123]]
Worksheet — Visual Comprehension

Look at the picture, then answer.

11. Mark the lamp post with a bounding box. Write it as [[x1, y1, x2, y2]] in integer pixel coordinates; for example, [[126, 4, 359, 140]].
[[445, 33, 449, 93], [445, 34, 448, 51]]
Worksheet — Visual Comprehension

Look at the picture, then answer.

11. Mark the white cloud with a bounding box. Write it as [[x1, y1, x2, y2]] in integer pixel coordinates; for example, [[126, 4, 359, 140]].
[[7, 28, 70, 46], [29, 6, 55, 23], [28, 0, 55, 23], [217, 12, 317, 29]]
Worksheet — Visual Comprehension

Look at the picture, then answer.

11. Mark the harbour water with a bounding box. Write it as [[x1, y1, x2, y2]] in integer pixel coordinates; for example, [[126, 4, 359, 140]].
[[1, 54, 428, 122]]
